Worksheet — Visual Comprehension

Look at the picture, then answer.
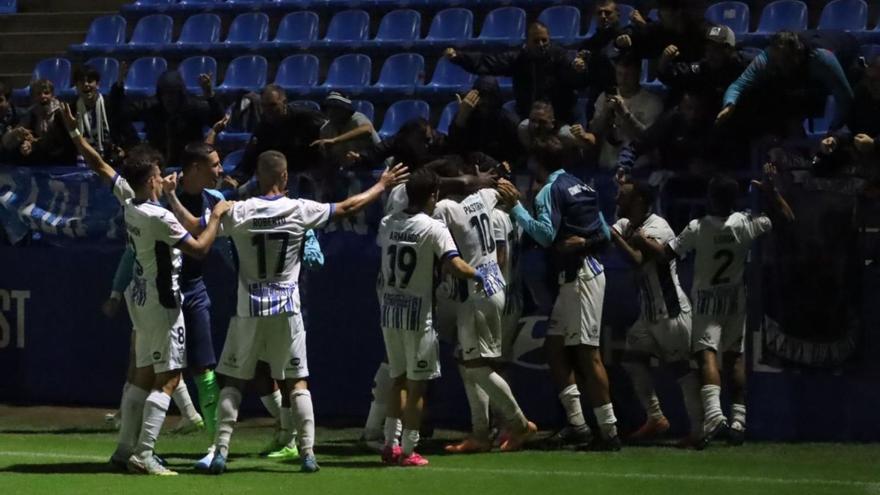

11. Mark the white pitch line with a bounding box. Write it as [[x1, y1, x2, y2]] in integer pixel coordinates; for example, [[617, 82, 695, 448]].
[[1, 450, 878, 489]]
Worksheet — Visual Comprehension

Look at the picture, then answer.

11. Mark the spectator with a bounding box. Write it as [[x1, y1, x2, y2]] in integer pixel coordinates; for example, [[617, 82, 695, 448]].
[[575, 0, 637, 103], [444, 21, 582, 123], [311, 92, 378, 169], [447, 76, 521, 163], [111, 66, 224, 167], [228, 84, 325, 186], [346, 117, 448, 170], [18, 79, 76, 164], [718, 31, 854, 138], [590, 56, 663, 170], [517, 101, 591, 152], [72, 65, 128, 161], [657, 25, 748, 109], [0, 82, 23, 162], [848, 53, 880, 144], [618, 0, 713, 64]]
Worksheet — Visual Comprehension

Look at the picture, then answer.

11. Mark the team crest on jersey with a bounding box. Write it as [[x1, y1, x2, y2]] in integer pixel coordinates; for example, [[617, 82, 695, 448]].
[[152, 351, 161, 361]]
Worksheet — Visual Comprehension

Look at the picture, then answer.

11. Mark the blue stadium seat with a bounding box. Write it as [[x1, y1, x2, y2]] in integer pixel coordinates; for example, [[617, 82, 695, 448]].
[[436, 100, 458, 135], [705, 2, 750, 34], [420, 56, 475, 96], [316, 10, 370, 49], [422, 8, 473, 48], [320, 53, 372, 95], [498, 76, 512, 91], [817, 0, 867, 31], [225, 12, 270, 50], [127, 0, 175, 13], [70, 15, 126, 55], [538, 6, 581, 45], [217, 55, 268, 95], [19, 58, 73, 100], [222, 149, 244, 175], [861, 44, 880, 62], [378, 99, 430, 139], [476, 7, 526, 48], [353, 99, 374, 121], [84, 57, 120, 95], [755, 0, 807, 33], [124, 56, 168, 98], [292, 99, 321, 111], [803, 96, 835, 139], [175, 13, 221, 52], [0, 0, 16, 14], [273, 11, 319, 50], [371, 9, 421, 48], [369, 53, 425, 96], [647, 8, 659, 22], [275, 54, 320, 94], [178, 55, 217, 93], [125, 14, 173, 52], [585, 4, 633, 38], [178, 0, 223, 8]]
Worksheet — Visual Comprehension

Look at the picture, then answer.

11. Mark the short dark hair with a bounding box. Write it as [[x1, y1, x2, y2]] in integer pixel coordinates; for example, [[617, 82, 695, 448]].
[[73, 65, 101, 85], [707, 174, 739, 213], [405, 168, 440, 209], [180, 142, 216, 170], [30, 79, 54, 97], [424, 156, 464, 179], [120, 146, 163, 189], [263, 83, 286, 99], [530, 135, 565, 172], [769, 31, 806, 58], [0, 82, 10, 100], [629, 180, 657, 207]]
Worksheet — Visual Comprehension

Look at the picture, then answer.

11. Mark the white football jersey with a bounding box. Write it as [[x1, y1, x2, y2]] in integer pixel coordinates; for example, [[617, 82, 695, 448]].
[[669, 212, 772, 316], [214, 195, 333, 318], [377, 211, 459, 332], [614, 214, 691, 322], [384, 184, 408, 215], [492, 208, 523, 316], [433, 189, 505, 298], [112, 174, 189, 311]]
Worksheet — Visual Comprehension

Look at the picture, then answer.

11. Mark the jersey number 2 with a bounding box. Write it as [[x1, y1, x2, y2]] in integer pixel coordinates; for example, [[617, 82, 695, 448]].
[[252, 233, 290, 279], [386, 245, 417, 289], [711, 249, 734, 285]]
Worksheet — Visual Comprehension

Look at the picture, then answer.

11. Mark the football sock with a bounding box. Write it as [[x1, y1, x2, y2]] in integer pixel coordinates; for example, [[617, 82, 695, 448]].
[[623, 362, 664, 420], [593, 403, 619, 439], [260, 390, 282, 419], [701, 385, 726, 427], [384, 417, 400, 448], [291, 389, 315, 456], [194, 370, 219, 436], [116, 385, 148, 457], [466, 366, 527, 431], [135, 390, 171, 459], [678, 372, 704, 436], [171, 380, 201, 423], [558, 384, 589, 431], [459, 364, 490, 440], [118, 381, 131, 412], [215, 387, 243, 457], [279, 405, 296, 447], [731, 403, 746, 429], [402, 428, 419, 456], [365, 363, 392, 440]]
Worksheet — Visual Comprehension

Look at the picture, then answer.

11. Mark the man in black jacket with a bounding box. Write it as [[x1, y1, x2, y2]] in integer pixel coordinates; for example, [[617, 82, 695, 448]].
[[445, 21, 582, 124], [228, 84, 326, 185], [111, 68, 224, 167], [618, 0, 713, 65], [447, 76, 521, 164]]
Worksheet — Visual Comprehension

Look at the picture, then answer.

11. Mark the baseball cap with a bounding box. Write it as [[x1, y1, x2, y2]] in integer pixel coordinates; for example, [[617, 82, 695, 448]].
[[706, 25, 735, 48]]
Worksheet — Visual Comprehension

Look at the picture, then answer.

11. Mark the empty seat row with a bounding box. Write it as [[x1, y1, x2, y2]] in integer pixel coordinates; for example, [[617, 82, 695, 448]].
[[15, 53, 509, 101], [710, 0, 873, 35], [121, 0, 562, 15]]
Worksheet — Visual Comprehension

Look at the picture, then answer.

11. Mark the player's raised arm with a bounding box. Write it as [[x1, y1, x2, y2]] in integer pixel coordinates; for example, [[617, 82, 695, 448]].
[[58, 102, 116, 183], [161, 172, 205, 235], [176, 200, 232, 260], [752, 162, 795, 224], [332, 163, 409, 219]]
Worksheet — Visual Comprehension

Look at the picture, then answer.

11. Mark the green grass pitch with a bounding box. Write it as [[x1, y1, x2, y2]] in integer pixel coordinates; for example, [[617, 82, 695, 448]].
[[1, 405, 878, 495]]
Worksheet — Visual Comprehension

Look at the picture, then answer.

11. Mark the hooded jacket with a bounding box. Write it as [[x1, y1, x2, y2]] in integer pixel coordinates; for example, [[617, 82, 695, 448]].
[[111, 70, 224, 166]]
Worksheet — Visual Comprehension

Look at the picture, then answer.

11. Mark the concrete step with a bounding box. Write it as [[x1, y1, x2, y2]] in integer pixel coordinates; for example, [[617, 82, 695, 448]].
[[0, 52, 65, 74], [0, 31, 86, 52], [0, 12, 113, 34], [18, 0, 129, 13]]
